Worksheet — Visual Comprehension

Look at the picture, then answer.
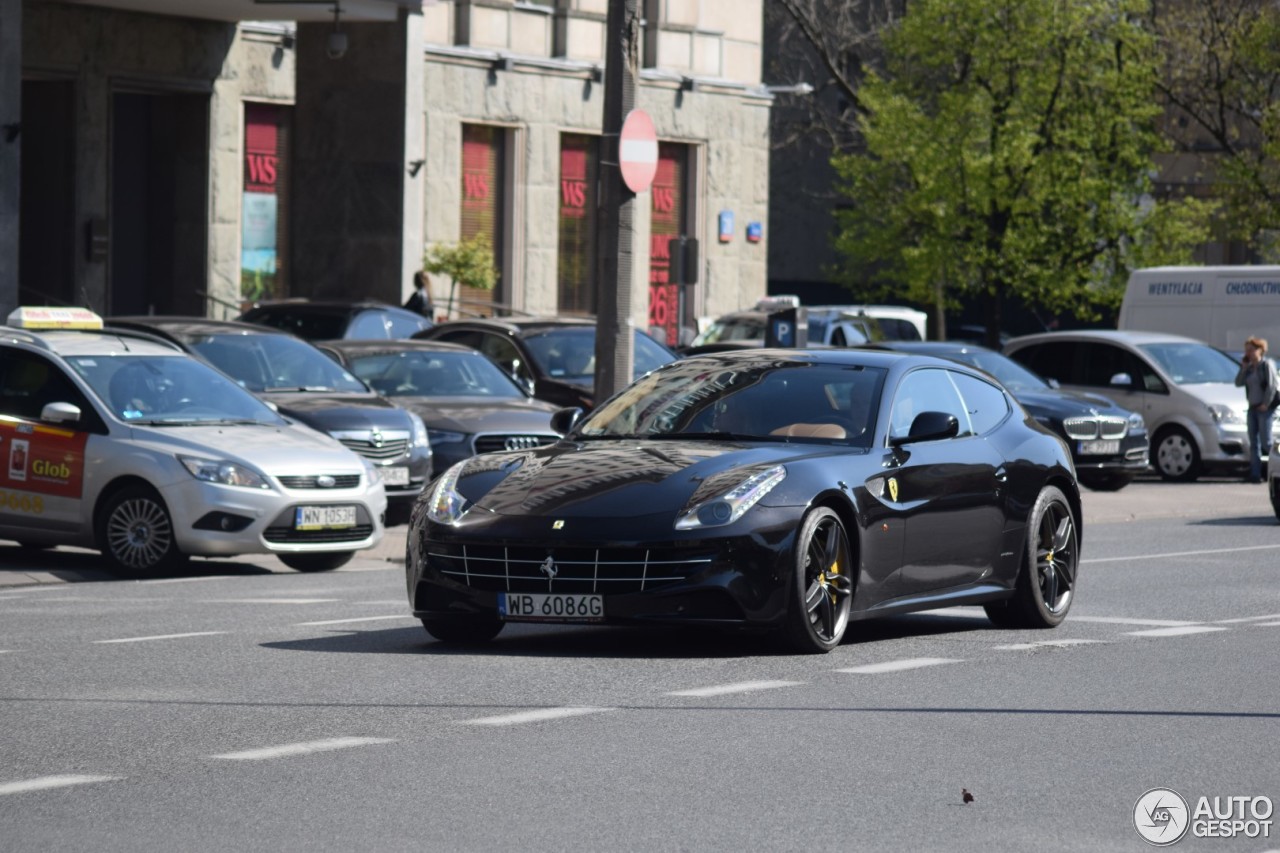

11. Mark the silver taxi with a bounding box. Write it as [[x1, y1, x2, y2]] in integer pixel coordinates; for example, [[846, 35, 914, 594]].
[[0, 308, 386, 573]]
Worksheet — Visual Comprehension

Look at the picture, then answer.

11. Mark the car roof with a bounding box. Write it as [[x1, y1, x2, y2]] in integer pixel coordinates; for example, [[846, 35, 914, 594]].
[[108, 316, 291, 339], [324, 339, 477, 355], [2, 326, 185, 358], [421, 316, 597, 334], [1006, 329, 1207, 347], [242, 300, 405, 316], [870, 341, 1000, 356], [679, 346, 931, 372]]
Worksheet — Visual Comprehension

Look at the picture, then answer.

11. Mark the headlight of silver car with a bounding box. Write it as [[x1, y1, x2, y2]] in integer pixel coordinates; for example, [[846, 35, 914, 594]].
[[1207, 403, 1246, 430], [178, 455, 270, 489], [674, 465, 786, 530], [426, 461, 469, 524]]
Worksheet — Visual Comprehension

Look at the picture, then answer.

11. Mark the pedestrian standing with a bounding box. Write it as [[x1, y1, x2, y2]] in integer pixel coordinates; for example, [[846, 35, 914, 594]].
[[1234, 335, 1277, 483], [404, 271, 435, 320]]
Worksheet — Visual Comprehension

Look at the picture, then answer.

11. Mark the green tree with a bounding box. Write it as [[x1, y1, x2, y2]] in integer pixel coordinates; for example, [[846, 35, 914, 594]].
[[422, 233, 499, 318], [831, 0, 1213, 344]]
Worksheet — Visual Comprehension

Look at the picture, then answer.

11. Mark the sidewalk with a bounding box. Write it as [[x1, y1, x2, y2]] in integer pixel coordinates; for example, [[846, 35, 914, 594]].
[[1, 478, 1272, 588]]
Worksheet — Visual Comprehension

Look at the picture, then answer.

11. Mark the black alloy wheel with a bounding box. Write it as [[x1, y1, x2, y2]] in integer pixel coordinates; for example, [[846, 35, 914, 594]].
[[97, 484, 188, 575], [781, 507, 854, 653], [277, 551, 356, 572], [985, 485, 1077, 629]]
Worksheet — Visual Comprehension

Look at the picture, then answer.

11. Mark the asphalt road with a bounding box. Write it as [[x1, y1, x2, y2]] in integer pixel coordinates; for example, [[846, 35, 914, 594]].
[[1, 477, 1278, 852]]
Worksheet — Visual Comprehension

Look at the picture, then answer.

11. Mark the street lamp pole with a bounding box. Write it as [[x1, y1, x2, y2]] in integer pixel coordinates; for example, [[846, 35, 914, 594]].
[[594, 0, 639, 402]]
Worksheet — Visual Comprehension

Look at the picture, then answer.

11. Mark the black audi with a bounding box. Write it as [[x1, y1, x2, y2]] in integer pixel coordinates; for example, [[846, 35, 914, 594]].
[[408, 349, 1082, 653], [871, 341, 1149, 491]]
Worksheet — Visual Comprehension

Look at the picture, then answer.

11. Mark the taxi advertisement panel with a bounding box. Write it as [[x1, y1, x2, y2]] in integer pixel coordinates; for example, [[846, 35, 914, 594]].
[[0, 416, 88, 500]]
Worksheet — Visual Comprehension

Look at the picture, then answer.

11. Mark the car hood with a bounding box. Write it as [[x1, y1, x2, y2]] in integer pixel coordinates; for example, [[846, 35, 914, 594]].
[[257, 392, 410, 432], [1014, 387, 1131, 419], [127, 422, 363, 476], [456, 439, 843, 517], [392, 396, 559, 434], [1178, 381, 1247, 411]]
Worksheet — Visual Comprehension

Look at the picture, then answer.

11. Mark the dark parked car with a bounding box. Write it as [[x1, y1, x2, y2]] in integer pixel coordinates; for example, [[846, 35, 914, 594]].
[[320, 339, 562, 473], [870, 341, 1149, 491], [107, 317, 434, 514], [238, 299, 433, 341], [412, 317, 678, 410], [408, 348, 1081, 652]]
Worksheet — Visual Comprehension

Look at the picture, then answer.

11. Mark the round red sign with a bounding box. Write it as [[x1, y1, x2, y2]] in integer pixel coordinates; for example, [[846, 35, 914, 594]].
[[618, 109, 659, 194]]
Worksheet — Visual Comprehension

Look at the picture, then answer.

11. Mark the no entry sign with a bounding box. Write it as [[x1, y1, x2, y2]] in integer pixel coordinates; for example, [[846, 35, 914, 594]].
[[618, 109, 658, 193]]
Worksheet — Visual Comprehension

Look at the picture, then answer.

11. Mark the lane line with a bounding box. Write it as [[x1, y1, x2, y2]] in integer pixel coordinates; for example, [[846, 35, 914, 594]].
[[295, 615, 413, 626], [137, 576, 232, 585], [994, 639, 1106, 651], [461, 707, 614, 726], [1214, 613, 1280, 624], [1070, 616, 1200, 627], [211, 737, 394, 761], [0, 775, 123, 796], [1083, 543, 1280, 564], [1255, 621, 1280, 627], [1126, 626, 1228, 638], [667, 680, 804, 698], [836, 657, 961, 674], [199, 599, 340, 605], [94, 631, 227, 645]]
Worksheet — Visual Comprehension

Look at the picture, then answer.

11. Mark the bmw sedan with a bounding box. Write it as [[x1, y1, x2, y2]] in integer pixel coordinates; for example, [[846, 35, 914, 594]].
[[408, 348, 1082, 653]]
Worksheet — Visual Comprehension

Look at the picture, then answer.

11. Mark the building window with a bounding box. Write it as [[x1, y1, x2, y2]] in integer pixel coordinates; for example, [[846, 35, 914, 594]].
[[459, 124, 507, 315], [557, 133, 599, 315], [241, 103, 291, 305], [648, 143, 693, 347]]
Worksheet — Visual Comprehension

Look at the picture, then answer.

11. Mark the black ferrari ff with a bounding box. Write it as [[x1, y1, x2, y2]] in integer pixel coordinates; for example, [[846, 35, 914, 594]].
[[407, 349, 1082, 653]]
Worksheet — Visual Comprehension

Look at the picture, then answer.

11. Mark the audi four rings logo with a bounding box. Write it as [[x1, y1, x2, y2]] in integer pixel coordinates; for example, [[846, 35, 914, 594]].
[[504, 436, 542, 450]]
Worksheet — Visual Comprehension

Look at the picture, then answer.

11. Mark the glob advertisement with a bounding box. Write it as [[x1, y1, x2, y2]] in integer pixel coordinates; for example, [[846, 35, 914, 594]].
[[0, 418, 87, 513]]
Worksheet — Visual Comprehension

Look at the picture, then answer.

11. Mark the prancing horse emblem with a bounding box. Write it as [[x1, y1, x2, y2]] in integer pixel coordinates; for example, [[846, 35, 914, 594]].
[[540, 555, 558, 589], [888, 477, 899, 502]]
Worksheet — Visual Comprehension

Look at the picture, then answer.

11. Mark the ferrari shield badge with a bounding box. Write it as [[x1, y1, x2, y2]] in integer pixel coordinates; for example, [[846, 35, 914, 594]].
[[552, 520, 565, 530], [888, 477, 899, 502]]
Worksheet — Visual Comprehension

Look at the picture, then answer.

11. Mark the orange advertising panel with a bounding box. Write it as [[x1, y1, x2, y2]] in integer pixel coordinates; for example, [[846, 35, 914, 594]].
[[0, 417, 88, 499]]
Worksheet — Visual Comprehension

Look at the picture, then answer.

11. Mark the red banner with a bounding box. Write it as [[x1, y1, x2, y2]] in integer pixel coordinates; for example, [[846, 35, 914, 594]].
[[0, 417, 88, 499]]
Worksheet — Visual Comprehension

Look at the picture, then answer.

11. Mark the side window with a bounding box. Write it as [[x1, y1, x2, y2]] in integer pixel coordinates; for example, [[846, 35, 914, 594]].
[[386, 310, 429, 339], [951, 372, 1010, 435], [1079, 343, 1132, 388], [889, 368, 970, 440], [477, 334, 533, 386], [1012, 342, 1076, 384], [347, 311, 391, 339], [0, 350, 105, 433]]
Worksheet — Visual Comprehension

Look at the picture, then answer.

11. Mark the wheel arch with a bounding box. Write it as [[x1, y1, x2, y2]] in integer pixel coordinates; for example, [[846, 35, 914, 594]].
[[1044, 474, 1083, 550], [92, 475, 162, 548]]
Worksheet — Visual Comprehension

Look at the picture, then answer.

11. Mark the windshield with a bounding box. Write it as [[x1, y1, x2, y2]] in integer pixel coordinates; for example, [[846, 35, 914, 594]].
[[346, 350, 526, 399], [690, 317, 766, 347], [578, 357, 886, 448], [188, 333, 368, 393], [945, 350, 1049, 393], [1139, 342, 1239, 385], [522, 328, 676, 385], [67, 355, 284, 425]]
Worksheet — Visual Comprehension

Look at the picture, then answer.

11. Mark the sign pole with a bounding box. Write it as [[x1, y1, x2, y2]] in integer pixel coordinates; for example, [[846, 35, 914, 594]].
[[594, 0, 640, 403]]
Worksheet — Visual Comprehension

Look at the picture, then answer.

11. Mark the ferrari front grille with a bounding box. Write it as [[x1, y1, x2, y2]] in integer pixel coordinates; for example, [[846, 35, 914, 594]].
[[427, 544, 716, 594]]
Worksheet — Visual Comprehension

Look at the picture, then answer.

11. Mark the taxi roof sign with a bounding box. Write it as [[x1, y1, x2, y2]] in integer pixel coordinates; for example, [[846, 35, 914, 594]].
[[7, 306, 104, 330]]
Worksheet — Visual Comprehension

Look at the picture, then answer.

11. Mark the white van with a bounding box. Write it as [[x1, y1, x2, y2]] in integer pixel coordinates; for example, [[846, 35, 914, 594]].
[[1118, 266, 1280, 351]]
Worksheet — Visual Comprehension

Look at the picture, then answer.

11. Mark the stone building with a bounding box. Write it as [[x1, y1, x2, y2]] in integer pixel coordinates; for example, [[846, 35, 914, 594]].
[[1, 0, 771, 347]]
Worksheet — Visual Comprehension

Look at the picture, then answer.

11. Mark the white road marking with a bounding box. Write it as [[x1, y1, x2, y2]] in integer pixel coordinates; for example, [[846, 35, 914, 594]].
[[1083, 543, 1280, 564], [211, 737, 394, 761], [1070, 616, 1200, 627], [1254, 621, 1280, 627], [200, 599, 340, 605], [461, 707, 615, 726], [0, 650, 12, 654], [1126, 625, 1228, 638], [994, 639, 1106, 651], [667, 680, 803, 698], [0, 775, 123, 796], [295, 615, 413, 626], [94, 631, 227, 644], [1214, 613, 1280, 624], [136, 576, 232, 584], [835, 657, 961, 674]]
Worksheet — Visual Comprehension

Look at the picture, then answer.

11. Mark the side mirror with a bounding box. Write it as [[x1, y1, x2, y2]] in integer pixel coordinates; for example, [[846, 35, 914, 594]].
[[1109, 372, 1133, 388], [1045, 377, 1060, 389], [889, 411, 959, 447], [41, 401, 81, 424], [550, 406, 583, 436]]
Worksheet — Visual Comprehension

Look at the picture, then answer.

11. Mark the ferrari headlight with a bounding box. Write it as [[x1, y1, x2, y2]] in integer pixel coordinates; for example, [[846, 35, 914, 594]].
[[675, 465, 786, 530], [178, 455, 270, 489], [425, 461, 470, 524]]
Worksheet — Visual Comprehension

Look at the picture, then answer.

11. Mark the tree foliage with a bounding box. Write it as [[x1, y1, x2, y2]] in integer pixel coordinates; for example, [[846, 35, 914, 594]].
[[423, 233, 498, 317], [830, 0, 1213, 343]]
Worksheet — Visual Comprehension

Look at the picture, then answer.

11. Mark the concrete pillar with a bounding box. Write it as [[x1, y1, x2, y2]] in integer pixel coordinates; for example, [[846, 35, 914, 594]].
[[292, 8, 423, 304], [0, 0, 20, 318]]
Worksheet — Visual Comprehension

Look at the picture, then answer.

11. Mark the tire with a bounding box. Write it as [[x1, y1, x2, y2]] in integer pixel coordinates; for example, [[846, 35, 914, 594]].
[[97, 484, 187, 575], [1078, 472, 1134, 492], [779, 507, 854, 653], [1153, 427, 1202, 482], [984, 485, 1078, 629], [421, 616, 504, 644], [277, 551, 355, 572], [1270, 477, 1280, 522]]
